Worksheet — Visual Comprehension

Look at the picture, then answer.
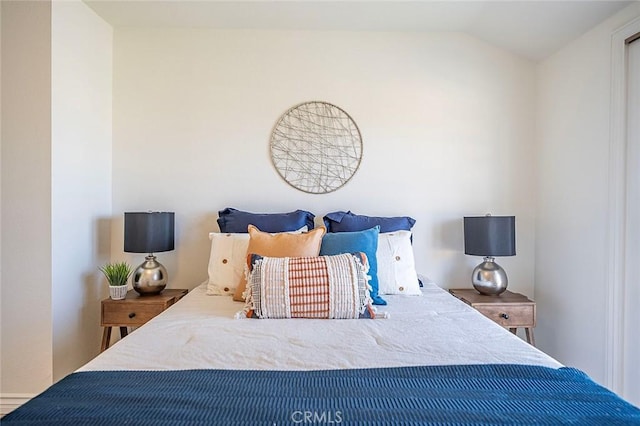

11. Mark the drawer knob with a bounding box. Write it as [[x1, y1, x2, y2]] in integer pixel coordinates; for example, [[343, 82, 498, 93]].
[[128, 312, 136, 319], [500, 313, 510, 320]]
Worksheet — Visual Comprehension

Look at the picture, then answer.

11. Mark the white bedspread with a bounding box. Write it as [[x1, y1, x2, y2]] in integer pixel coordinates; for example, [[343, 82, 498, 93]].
[[81, 282, 561, 372]]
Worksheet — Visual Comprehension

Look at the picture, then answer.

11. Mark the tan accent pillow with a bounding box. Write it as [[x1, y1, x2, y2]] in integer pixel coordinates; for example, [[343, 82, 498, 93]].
[[232, 225, 326, 301]]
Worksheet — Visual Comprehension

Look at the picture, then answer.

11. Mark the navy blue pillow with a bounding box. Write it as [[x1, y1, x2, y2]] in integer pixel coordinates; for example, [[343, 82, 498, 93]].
[[323, 211, 416, 233], [319, 226, 386, 306], [217, 208, 315, 233]]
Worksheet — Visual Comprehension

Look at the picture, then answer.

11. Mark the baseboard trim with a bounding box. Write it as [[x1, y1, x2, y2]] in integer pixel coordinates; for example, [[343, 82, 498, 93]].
[[1, 393, 35, 416]]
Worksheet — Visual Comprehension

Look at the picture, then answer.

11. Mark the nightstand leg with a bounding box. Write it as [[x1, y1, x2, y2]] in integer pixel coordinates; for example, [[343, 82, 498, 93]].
[[101, 327, 112, 352], [119, 327, 128, 338], [525, 328, 535, 346]]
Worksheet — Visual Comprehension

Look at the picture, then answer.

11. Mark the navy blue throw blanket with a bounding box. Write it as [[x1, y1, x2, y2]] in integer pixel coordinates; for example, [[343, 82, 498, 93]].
[[4, 364, 640, 425]]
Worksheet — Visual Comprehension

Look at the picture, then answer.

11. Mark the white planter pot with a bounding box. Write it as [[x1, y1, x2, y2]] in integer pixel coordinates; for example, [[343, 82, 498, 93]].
[[109, 285, 128, 300]]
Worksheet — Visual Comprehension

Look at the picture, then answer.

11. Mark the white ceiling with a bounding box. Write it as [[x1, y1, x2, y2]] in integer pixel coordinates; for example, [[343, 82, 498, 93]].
[[84, 0, 635, 61]]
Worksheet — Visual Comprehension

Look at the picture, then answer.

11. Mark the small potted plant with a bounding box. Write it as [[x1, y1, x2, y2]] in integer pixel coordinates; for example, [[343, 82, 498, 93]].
[[100, 261, 133, 300]]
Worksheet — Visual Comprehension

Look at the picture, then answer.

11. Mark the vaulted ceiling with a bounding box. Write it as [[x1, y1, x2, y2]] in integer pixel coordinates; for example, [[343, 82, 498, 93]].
[[84, 0, 634, 61]]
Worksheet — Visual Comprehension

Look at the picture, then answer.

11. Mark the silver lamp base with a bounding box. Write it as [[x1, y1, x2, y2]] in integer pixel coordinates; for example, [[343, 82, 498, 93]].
[[132, 255, 167, 295], [471, 257, 508, 296]]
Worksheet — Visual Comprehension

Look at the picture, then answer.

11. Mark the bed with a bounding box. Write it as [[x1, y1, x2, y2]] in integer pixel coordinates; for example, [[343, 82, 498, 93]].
[[4, 209, 640, 424]]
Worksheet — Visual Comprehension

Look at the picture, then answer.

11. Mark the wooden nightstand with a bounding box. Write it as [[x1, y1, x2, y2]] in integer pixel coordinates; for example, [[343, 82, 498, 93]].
[[449, 288, 536, 346], [100, 289, 188, 352]]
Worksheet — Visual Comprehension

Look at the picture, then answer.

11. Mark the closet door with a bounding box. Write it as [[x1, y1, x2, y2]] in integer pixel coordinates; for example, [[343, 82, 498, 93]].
[[624, 34, 640, 406]]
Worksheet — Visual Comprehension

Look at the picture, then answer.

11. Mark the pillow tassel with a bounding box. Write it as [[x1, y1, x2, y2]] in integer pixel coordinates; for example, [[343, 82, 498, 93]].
[[351, 253, 374, 317], [242, 258, 257, 318]]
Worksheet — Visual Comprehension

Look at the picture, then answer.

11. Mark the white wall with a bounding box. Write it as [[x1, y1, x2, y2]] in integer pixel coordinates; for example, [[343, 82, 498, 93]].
[[535, 3, 640, 387], [0, 0, 3, 383], [1, 0, 53, 394], [623, 34, 640, 405], [51, 0, 113, 381], [0, 0, 112, 410], [112, 29, 537, 299]]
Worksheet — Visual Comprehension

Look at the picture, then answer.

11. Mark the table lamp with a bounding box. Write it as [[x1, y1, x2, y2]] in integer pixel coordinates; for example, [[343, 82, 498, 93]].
[[124, 211, 175, 295], [463, 215, 516, 296]]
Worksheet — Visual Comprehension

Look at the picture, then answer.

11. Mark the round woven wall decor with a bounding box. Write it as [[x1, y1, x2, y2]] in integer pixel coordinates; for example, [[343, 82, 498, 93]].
[[270, 101, 363, 194]]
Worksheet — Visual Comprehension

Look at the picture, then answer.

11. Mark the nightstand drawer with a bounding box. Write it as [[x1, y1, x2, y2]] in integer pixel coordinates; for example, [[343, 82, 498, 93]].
[[100, 289, 188, 352], [102, 303, 164, 326], [449, 288, 537, 346], [474, 304, 535, 327]]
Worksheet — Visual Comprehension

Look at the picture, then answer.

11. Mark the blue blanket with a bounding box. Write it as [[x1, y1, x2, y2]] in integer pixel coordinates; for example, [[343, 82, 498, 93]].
[[4, 364, 639, 425]]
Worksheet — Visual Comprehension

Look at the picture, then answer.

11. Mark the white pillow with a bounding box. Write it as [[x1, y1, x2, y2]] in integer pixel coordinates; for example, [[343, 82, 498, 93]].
[[376, 230, 421, 295], [206, 232, 250, 295], [206, 226, 308, 296]]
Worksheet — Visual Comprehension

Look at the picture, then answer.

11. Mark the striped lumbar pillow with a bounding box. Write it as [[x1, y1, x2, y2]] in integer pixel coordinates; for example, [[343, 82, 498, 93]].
[[244, 253, 375, 319]]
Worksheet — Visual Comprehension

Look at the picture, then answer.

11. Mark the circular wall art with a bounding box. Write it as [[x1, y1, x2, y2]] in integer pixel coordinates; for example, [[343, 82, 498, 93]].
[[270, 101, 363, 194]]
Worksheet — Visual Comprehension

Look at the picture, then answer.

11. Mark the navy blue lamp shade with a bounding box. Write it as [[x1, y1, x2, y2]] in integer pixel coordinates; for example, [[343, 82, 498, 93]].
[[464, 216, 516, 257], [124, 212, 175, 254]]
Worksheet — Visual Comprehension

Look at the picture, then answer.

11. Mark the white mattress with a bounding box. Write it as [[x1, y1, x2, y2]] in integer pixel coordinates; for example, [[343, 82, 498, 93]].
[[81, 281, 561, 372]]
